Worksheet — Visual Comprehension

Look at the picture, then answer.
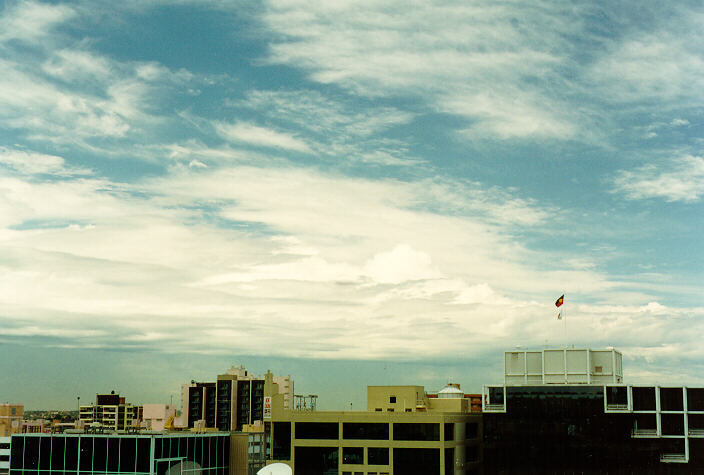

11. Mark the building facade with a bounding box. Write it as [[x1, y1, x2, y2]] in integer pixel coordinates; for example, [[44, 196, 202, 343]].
[[0, 405, 23, 437], [482, 347, 704, 473], [79, 394, 141, 431], [268, 385, 482, 475], [9, 432, 230, 475], [181, 367, 293, 432]]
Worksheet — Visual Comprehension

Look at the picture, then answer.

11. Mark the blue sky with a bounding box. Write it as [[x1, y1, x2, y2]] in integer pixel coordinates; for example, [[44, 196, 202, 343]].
[[1, 0, 703, 410]]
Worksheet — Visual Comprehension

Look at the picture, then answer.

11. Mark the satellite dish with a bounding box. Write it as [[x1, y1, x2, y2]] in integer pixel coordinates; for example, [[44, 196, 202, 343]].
[[257, 463, 292, 475]]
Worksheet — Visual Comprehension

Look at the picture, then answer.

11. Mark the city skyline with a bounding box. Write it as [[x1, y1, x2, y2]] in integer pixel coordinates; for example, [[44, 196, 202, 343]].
[[1, 0, 703, 409]]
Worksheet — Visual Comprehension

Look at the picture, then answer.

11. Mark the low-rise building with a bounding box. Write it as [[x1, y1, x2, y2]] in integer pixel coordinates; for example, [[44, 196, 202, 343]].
[[0, 405, 23, 437], [9, 431, 230, 474], [268, 381, 482, 475], [79, 393, 141, 431]]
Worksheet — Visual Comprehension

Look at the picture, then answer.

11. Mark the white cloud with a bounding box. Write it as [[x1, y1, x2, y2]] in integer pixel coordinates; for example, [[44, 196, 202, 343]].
[[0, 1, 74, 43], [260, 0, 581, 139], [214, 121, 312, 152], [0, 147, 69, 175], [613, 154, 704, 202]]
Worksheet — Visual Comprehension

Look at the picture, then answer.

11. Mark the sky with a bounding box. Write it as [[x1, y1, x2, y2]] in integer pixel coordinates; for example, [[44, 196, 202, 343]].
[[0, 0, 703, 410]]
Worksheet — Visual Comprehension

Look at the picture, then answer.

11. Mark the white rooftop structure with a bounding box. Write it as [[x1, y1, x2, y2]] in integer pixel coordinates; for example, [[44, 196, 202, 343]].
[[504, 347, 623, 385], [437, 384, 463, 398]]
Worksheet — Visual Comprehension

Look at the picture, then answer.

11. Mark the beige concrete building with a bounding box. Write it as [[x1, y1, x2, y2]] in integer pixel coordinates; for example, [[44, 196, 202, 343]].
[[79, 393, 140, 431], [267, 381, 482, 475], [0, 404, 23, 437], [180, 366, 293, 432]]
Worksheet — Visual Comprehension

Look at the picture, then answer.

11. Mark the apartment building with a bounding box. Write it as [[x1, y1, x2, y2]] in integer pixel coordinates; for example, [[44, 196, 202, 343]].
[[79, 393, 141, 431], [181, 366, 293, 432]]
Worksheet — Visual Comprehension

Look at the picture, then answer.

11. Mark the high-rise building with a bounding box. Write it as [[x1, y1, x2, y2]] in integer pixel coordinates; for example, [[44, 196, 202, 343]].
[[180, 366, 293, 432], [482, 347, 704, 473]]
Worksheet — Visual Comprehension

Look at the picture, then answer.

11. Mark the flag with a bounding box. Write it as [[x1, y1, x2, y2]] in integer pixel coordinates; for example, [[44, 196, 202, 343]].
[[557, 311, 562, 320], [555, 294, 564, 307]]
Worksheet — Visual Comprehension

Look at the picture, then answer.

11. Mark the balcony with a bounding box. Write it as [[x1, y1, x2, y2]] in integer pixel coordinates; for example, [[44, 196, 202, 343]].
[[660, 454, 688, 463], [632, 429, 657, 438]]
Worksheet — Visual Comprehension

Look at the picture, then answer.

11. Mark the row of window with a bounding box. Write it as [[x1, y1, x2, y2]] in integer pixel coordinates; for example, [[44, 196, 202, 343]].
[[9, 435, 230, 473], [288, 422, 479, 441]]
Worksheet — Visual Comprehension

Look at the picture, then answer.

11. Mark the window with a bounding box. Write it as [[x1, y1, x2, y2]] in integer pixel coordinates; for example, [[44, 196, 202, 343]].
[[445, 447, 454, 475], [466, 422, 478, 439], [375, 408, 382, 412], [466, 444, 478, 462], [368, 447, 389, 465], [393, 448, 439, 474], [343, 423, 389, 440], [444, 423, 454, 441], [393, 423, 440, 441], [389, 396, 396, 403], [342, 447, 363, 464], [295, 422, 339, 439], [273, 422, 292, 460]]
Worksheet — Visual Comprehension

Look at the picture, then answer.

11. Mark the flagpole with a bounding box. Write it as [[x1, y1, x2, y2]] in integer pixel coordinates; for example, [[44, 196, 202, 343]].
[[563, 292, 567, 347]]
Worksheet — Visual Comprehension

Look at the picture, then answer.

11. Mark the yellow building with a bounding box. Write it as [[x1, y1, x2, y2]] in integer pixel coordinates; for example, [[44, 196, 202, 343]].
[[266, 380, 482, 475], [0, 404, 23, 436]]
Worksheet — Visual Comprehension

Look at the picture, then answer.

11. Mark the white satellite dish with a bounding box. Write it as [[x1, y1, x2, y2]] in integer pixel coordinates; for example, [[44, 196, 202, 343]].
[[256, 463, 293, 475]]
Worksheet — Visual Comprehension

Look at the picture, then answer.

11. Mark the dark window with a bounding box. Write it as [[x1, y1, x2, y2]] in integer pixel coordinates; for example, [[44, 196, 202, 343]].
[[65, 437, 78, 470], [690, 413, 704, 431], [606, 386, 628, 407], [39, 436, 51, 470], [389, 396, 396, 403], [393, 448, 439, 474], [488, 387, 504, 404], [393, 423, 439, 441], [79, 437, 92, 472], [9, 437, 23, 469], [20, 437, 36, 471], [632, 387, 656, 411], [445, 447, 454, 475], [444, 423, 454, 441], [137, 438, 151, 473], [51, 436, 65, 471], [295, 422, 339, 439], [179, 435, 187, 458], [343, 423, 389, 440], [0, 443, 9, 449], [120, 437, 136, 472], [188, 435, 195, 462], [107, 437, 119, 472], [295, 446, 338, 475], [466, 444, 478, 462], [209, 436, 217, 468], [661, 414, 685, 435], [634, 413, 657, 433], [93, 437, 107, 472], [342, 447, 363, 465], [0, 455, 8, 462], [660, 388, 684, 411], [195, 434, 203, 467], [688, 388, 704, 411], [466, 422, 478, 439], [367, 447, 388, 465], [273, 422, 292, 460]]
